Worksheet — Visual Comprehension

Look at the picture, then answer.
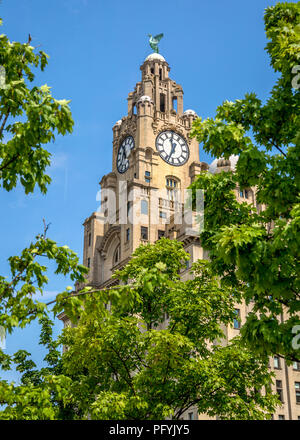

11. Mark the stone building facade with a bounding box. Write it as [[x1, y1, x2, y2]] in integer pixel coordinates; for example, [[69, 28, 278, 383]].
[[63, 53, 300, 420]]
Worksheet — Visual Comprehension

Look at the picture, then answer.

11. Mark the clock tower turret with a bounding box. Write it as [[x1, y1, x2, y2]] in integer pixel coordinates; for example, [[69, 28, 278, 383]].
[[82, 52, 208, 288]]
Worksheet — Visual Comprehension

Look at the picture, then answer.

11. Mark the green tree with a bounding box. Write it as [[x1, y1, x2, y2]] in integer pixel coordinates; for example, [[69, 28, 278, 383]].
[[0, 20, 88, 418], [1, 239, 279, 420], [0, 11, 281, 420], [190, 2, 300, 362], [0, 21, 73, 194], [58, 239, 279, 420]]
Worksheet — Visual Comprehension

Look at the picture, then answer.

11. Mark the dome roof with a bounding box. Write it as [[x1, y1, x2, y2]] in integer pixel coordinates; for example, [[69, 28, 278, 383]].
[[209, 155, 238, 174], [217, 158, 231, 167], [183, 109, 197, 117], [144, 53, 166, 62], [137, 95, 153, 104]]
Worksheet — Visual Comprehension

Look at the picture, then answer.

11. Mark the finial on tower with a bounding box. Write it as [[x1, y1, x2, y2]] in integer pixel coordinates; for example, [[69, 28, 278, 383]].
[[148, 33, 164, 53]]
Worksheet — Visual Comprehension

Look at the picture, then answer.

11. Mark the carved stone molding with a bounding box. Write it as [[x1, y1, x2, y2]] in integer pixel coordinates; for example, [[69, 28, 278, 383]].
[[120, 118, 137, 138], [152, 121, 191, 145], [113, 117, 137, 144], [97, 225, 121, 255]]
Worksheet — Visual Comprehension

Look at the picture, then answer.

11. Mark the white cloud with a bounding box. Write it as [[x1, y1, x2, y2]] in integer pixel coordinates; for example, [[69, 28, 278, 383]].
[[34, 290, 60, 303], [50, 152, 68, 170]]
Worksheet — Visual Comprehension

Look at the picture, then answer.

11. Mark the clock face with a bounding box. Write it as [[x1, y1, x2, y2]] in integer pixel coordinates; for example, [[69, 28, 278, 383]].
[[156, 131, 189, 166], [116, 136, 135, 173]]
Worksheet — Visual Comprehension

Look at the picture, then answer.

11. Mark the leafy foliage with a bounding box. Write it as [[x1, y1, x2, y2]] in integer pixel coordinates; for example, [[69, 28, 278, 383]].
[[52, 239, 277, 420], [0, 19, 86, 419], [190, 2, 300, 362], [0, 239, 279, 419], [0, 23, 73, 193], [0, 7, 287, 420]]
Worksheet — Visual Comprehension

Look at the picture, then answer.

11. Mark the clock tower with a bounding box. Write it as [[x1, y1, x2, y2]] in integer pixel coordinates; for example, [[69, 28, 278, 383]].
[[62, 51, 300, 422], [82, 52, 209, 289]]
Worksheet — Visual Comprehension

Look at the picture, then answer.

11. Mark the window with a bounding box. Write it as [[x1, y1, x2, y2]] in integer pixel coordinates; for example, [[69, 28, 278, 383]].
[[113, 245, 120, 265], [126, 228, 130, 242], [160, 93, 165, 112], [172, 97, 177, 112], [141, 199, 148, 215], [166, 178, 177, 188], [141, 226, 148, 241], [87, 257, 90, 268], [239, 188, 250, 199], [185, 253, 191, 270], [188, 412, 194, 420], [166, 178, 178, 202], [276, 380, 283, 402], [158, 230, 165, 240], [167, 189, 175, 201], [293, 362, 300, 371], [88, 232, 91, 247], [278, 415, 285, 420], [274, 356, 281, 369], [233, 309, 241, 329], [127, 201, 131, 216], [150, 67, 154, 74], [145, 170, 151, 183], [159, 68, 162, 80], [159, 211, 167, 219], [295, 382, 300, 404]]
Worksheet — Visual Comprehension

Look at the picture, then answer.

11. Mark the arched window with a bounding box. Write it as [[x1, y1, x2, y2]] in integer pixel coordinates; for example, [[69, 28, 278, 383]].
[[113, 245, 120, 265], [160, 93, 165, 112], [172, 97, 177, 112], [166, 178, 177, 188], [185, 252, 191, 270], [166, 177, 179, 201]]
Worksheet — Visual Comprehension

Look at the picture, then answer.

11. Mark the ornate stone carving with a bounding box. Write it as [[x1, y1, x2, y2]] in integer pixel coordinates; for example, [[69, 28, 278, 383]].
[[120, 116, 137, 138], [97, 225, 121, 255], [152, 121, 191, 144]]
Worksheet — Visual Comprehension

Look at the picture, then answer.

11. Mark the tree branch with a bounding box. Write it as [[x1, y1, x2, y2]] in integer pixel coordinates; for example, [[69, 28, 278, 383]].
[[269, 139, 287, 157], [0, 153, 20, 172], [0, 110, 10, 138]]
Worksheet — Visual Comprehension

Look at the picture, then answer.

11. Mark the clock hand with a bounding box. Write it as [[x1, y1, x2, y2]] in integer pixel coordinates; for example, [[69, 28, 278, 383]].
[[170, 132, 174, 151], [167, 135, 176, 162]]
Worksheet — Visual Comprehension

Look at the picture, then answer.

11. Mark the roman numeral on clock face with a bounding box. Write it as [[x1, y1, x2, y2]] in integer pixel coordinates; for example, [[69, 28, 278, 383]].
[[155, 131, 189, 166], [117, 136, 135, 173]]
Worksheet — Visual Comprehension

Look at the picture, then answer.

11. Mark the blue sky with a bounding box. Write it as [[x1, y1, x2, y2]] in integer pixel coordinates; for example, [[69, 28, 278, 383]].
[[0, 0, 290, 382]]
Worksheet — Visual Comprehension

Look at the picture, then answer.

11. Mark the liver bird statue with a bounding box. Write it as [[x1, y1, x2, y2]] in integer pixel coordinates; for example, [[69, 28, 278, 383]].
[[148, 33, 164, 53]]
